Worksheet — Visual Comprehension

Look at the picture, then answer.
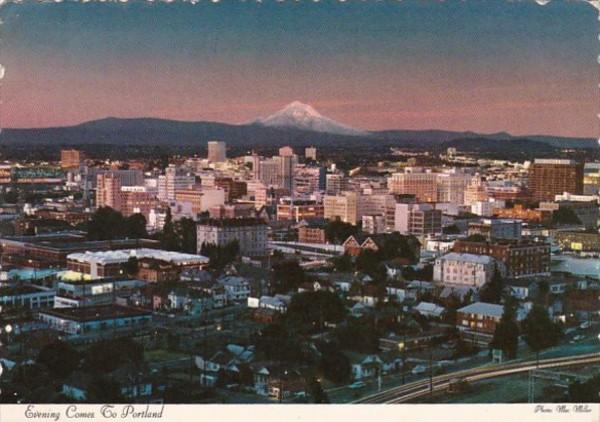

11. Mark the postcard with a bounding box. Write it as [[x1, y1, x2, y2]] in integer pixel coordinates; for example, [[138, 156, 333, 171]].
[[0, 0, 599, 421]]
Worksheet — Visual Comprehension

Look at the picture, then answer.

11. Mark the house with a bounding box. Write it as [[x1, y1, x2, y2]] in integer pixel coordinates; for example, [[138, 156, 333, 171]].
[[380, 350, 404, 374], [350, 302, 369, 318], [342, 234, 385, 257], [217, 275, 251, 303], [167, 287, 212, 314], [267, 370, 307, 401], [62, 367, 153, 401], [385, 282, 407, 303], [344, 352, 383, 380], [439, 285, 475, 304], [413, 302, 445, 319], [195, 344, 255, 387], [456, 302, 505, 334], [506, 278, 538, 300], [298, 281, 323, 293]]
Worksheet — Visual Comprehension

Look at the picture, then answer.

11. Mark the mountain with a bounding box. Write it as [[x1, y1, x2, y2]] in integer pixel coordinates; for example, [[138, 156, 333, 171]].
[[0, 112, 596, 152], [253, 101, 369, 136]]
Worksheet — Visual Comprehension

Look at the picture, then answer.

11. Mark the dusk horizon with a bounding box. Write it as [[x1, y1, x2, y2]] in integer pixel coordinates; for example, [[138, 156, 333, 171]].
[[1, 0, 597, 138]]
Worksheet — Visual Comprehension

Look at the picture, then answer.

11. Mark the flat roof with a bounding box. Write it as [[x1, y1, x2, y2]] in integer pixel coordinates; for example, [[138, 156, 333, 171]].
[[67, 248, 209, 265], [40, 305, 151, 322]]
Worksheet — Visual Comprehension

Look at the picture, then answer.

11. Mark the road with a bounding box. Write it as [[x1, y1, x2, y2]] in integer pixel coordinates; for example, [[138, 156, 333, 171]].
[[354, 352, 600, 403]]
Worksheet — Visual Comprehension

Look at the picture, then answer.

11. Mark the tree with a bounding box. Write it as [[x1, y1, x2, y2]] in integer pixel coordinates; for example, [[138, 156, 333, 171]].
[[307, 377, 330, 403], [37, 340, 80, 379], [443, 224, 461, 235], [521, 304, 563, 366], [253, 323, 305, 363], [82, 338, 144, 374], [324, 220, 358, 244], [356, 249, 386, 280], [318, 343, 351, 384], [160, 208, 179, 251], [123, 213, 148, 238], [568, 374, 600, 402], [331, 254, 353, 272], [175, 217, 197, 254], [123, 256, 139, 277], [200, 240, 239, 272], [490, 299, 520, 359], [271, 259, 306, 293], [552, 208, 581, 226], [465, 234, 487, 242], [86, 207, 126, 240], [479, 265, 504, 304], [287, 291, 347, 330], [86, 376, 124, 403]]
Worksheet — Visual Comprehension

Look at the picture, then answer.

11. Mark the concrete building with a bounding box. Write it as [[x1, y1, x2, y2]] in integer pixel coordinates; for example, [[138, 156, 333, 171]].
[[583, 162, 600, 195], [394, 203, 442, 236], [96, 173, 122, 210], [196, 218, 268, 257], [61, 149, 84, 169], [175, 187, 226, 215], [362, 214, 386, 235], [529, 159, 583, 201], [161, 165, 195, 201], [467, 219, 522, 241], [453, 239, 550, 278], [276, 198, 324, 222], [433, 252, 498, 287], [324, 192, 360, 225], [436, 170, 471, 204], [305, 146, 317, 161], [39, 305, 152, 335], [207, 141, 227, 163], [387, 169, 437, 202], [67, 249, 209, 278], [325, 173, 347, 195]]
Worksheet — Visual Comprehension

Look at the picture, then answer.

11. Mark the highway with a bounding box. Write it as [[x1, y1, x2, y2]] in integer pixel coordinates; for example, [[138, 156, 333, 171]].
[[353, 352, 600, 404]]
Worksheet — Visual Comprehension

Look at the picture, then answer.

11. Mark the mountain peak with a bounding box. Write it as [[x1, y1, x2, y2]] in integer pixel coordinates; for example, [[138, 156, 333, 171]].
[[254, 101, 368, 137]]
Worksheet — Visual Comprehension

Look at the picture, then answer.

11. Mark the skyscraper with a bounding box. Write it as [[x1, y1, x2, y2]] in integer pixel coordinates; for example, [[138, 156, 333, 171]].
[[529, 159, 583, 202], [207, 141, 227, 163]]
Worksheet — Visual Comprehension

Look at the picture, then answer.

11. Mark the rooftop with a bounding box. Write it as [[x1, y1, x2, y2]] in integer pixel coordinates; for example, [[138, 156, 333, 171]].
[[40, 304, 151, 322], [197, 218, 267, 228], [437, 252, 494, 265], [67, 248, 208, 265], [457, 301, 504, 318]]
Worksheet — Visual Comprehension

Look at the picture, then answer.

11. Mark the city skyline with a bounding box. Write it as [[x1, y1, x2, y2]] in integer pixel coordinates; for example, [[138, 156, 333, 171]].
[[0, 0, 597, 138]]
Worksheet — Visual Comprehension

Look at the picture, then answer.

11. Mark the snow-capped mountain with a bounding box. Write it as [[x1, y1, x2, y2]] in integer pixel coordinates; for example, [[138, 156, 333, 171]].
[[254, 101, 369, 136]]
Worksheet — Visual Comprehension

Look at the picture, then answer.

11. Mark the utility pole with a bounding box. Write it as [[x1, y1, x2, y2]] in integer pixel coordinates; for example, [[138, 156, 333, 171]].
[[429, 342, 434, 398], [401, 331, 407, 385]]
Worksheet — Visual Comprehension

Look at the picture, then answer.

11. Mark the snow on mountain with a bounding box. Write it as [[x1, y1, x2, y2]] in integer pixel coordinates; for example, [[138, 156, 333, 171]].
[[254, 101, 369, 136]]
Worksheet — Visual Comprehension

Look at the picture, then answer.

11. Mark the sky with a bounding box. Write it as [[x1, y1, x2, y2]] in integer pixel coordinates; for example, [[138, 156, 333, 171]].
[[0, 0, 597, 137]]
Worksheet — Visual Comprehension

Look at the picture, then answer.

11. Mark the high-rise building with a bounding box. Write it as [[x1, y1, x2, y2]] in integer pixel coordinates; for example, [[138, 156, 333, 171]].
[[325, 173, 347, 195], [96, 173, 123, 210], [387, 169, 437, 202], [196, 218, 268, 257], [61, 149, 84, 169], [394, 203, 442, 236], [259, 159, 281, 187], [323, 192, 360, 225], [528, 159, 583, 202], [583, 162, 600, 195], [207, 141, 227, 163], [293, 166, 326, 195], [305, 146, 317, 161], [464, 175, 489, 205], [278, 147, 298, 192], [163, 165, 195, 201], [436, 170, 471, 204]]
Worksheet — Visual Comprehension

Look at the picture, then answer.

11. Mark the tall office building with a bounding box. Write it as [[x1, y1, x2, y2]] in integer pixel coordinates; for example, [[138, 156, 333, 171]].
[[387, 169, 437, 202], [583, 162, 600, 195], [278, 146, 298, 192], [96, 173, 122, 210], [529, 159, 583, 201], [61, 149, 84, 169], [305, 146, 317, 161], [207, 141, 227, 163]]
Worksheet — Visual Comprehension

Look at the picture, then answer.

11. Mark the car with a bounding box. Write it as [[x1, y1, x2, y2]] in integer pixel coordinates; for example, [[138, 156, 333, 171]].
[[349, 381, 366, 389], [580, 321, 591, 330], [411, 364, 427, 375]]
